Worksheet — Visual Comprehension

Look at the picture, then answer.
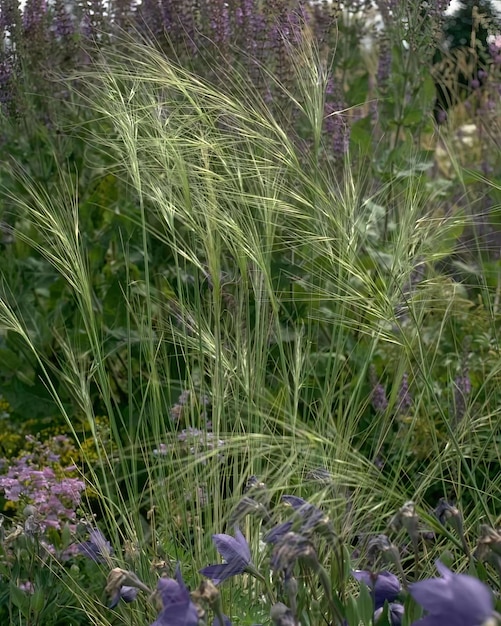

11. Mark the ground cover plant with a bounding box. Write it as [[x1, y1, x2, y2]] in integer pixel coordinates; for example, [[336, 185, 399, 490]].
[[0, 0, 501, 624]]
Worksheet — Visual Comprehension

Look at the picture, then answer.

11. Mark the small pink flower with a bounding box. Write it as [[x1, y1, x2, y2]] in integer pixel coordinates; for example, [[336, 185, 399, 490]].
[[18, 581, 34, 594]]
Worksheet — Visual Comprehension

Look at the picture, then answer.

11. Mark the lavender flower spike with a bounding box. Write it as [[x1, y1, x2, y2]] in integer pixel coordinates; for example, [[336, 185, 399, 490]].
[[151, 564, 198, 626], [409, 561, 494, 626], [200, 526, 253, 585]]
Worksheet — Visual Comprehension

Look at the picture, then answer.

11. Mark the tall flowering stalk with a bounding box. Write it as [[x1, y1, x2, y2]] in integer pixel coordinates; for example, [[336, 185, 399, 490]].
[[324, 78, 349, 160]]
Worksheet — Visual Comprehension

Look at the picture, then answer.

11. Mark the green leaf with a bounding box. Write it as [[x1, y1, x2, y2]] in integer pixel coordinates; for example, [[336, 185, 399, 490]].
[[344, 595, 361, 626], [375, 602, 392, 626], [9, 583, 31, 618], [350, 116, 373, 152], [402, 107, 424, 127], [30, 588, 45, 613], [357, 581, 375, 625], [0, 348, 24, 372]]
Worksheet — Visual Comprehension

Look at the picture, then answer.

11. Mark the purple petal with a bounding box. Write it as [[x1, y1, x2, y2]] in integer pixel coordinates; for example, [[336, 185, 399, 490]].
[[353, 570, 400, 609], [152, 573, 198, 626], [120, 586, 138, 603], [281, 495, 308, 509], [434, 561, 453, 579], [109, 585, 138, 609], [409, 561, 493, 625], [409, 617, 441, 626], [353, 570, 372, 585], [263, 521, 293, 544], [151, 600, 199, 626], [200, 560, 247, 584], [200, 563, 232, 584], [156, 578, 188, 608], [78, 529, 113, 562], [212, 528, 250, 564], [89, 529, 109, 549], [410, 576, 456, 613], [374, 603, 404, 626]]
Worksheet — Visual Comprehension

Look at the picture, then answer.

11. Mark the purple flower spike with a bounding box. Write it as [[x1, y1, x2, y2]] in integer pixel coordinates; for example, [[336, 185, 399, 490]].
[[151, 564, 198, 626], [409, 561, 494, 626], [353, 570, 401, 609], [200, 527, 252, 584]]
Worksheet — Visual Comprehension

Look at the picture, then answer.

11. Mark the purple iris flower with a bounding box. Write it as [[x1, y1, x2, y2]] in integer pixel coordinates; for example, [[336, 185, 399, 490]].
[[78, 529, 113, 562], [151, 564, 198, 626], [353, 570, 401, 610], [409, 561, 494, 626], [200, 527, 252, 584]]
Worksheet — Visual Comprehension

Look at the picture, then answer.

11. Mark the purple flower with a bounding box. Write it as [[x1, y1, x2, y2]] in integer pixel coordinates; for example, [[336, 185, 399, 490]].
[[200, 527, 252, 584], [377, 36, 392, 89], [22, 0, 47, 32], [18, 581, 34, 594], [78, 529, 113, 562], [271, 532, 317, 578], [324, 78, 350, 159], [105, 567, 151, 609], [264, 521, 294, 544], [397, 373, 412, 413], [52, 0, 73, 37], [374, 603, 404, 625], [264, 495, 334, 544], [109, 585, 138, 609], [369, 366, 388, 413], [409, 561, 494, 626], [151, 565, 198, 626], [281, 495, 334, 537], [0, 440, 86, 531], [353, 570, 401, 610]]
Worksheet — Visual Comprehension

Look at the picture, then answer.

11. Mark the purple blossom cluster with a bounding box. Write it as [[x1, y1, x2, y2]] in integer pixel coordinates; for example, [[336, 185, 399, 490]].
[[324, 78, 350, 160], [22, 0, 47, 33], [51, 0, 74, 38], [0, 435, 86, 531], [369, 365, 389, 413]]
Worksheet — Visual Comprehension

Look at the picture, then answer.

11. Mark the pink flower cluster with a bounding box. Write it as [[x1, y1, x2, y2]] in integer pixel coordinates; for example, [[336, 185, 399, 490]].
[[0, 435, 86, 531]]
